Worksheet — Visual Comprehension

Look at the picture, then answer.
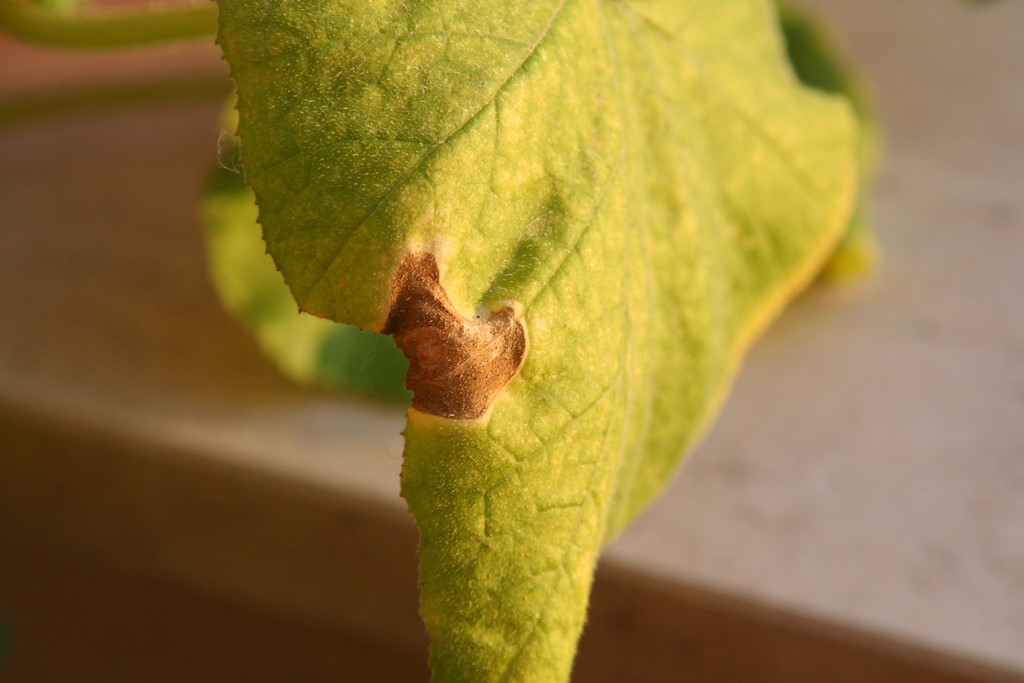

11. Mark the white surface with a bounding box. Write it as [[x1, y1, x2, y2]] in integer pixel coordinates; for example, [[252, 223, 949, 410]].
[[609, 0, 1024, 670]]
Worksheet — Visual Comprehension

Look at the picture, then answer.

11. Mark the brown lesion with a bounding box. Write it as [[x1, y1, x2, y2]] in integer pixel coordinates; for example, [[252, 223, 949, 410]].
[[382, 252, 526, 420]]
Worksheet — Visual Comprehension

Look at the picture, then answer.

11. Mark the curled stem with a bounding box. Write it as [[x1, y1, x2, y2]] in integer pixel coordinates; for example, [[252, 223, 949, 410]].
[[0, 0, 217, 49]]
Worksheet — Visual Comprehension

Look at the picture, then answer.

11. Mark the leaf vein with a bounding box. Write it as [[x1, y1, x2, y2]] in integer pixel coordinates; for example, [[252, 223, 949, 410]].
[[297, 0, 572, 309]]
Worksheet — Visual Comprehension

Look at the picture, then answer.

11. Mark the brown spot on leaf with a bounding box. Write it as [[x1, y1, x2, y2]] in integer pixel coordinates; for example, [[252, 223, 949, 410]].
[[382, 252, 526, 420]]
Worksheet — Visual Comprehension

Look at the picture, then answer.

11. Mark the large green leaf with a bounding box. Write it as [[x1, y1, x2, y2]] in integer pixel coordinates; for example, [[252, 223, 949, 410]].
[[217, 1, 858, 680], [203, 136, 411, 405]]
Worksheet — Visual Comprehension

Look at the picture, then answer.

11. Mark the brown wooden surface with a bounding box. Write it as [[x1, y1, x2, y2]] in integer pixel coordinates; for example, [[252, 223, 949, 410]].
[[0, 541, 429, 683], [3, 400, 1020, 682]]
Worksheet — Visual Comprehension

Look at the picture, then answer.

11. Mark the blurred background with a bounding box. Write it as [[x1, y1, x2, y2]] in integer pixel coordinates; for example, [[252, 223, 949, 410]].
[[1, 0, 1022, 680]]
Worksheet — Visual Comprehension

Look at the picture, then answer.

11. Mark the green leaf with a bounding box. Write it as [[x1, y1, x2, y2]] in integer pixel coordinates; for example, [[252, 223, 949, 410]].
[[780, 2, 880, 280], [217, 1, 860, 680], [202, 138, 411, 404], [33, 0, 90, 13]]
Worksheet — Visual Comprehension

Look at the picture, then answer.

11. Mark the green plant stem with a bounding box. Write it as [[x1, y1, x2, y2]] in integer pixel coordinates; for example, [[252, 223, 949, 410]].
[[0, 0, 217, 49]]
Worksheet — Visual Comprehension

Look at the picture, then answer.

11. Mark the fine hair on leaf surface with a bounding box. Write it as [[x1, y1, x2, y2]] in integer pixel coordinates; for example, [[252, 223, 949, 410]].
[[213, 0, 872, 680]]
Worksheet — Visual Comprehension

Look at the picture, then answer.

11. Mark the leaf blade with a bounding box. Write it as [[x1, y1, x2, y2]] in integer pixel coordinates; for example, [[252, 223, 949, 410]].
[[217, 1, 860, 680]]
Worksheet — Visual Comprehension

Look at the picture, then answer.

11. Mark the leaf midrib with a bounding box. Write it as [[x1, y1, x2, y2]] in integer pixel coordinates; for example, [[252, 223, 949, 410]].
[[492, 1, 642, 676], [295, 0, 572, 314]]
